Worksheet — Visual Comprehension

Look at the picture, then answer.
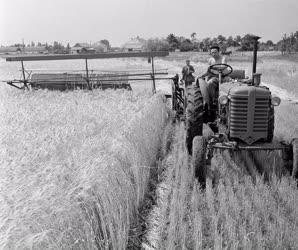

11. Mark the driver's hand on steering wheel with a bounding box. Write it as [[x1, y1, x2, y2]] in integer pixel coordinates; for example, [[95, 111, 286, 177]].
[[208, 63, 233, 78]]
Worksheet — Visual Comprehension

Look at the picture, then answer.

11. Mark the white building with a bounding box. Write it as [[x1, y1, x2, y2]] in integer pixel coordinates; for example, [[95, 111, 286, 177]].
[[122, 37, 145, 52], [92, 41, 108, 52]]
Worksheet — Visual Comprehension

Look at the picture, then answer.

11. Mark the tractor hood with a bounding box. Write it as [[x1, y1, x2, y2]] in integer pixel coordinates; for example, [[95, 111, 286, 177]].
[[220, 82, 270, 97], [228, 85, 270, 97]]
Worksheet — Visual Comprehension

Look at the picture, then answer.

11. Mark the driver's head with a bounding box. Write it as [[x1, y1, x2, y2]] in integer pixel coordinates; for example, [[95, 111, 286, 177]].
[[186, 59, 190, 66], [210, 45, 220, 59]]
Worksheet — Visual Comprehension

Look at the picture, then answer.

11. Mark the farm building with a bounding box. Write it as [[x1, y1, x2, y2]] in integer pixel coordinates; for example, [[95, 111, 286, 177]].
[[92, 41, 108, 52], [71, 42, 108, 54], [71, 43, 92, 54], [122, 37, 145, 52]]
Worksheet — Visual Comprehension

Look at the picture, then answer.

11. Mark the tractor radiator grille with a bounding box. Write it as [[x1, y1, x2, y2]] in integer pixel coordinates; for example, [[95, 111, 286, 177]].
[[230, 96, 248, 133], [229, 95, 269, 144], [253, 97, 269, 132]]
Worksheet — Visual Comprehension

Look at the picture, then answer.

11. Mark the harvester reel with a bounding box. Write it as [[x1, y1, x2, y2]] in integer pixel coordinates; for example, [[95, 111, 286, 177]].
[[208, 63, 233, 77]]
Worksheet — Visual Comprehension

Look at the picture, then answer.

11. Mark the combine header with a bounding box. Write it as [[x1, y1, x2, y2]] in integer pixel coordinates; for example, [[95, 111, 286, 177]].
[[4, 51, 170, 93]]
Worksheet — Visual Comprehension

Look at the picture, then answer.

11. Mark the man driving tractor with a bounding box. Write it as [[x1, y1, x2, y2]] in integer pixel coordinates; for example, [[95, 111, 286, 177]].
[[196, 44, 233, 129], [200, 45, 228, 102]]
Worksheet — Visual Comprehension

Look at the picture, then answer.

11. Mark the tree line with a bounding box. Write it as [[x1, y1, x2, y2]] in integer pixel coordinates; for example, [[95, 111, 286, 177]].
[[145, 32, 298, 54], [6, 30, 298, 55], [277, 31, 298, 54]]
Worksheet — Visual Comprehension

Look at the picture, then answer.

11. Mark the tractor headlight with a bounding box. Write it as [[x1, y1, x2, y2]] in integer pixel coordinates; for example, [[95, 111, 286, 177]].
[[219, 95, 229, 105], [272, 96, 281, 106]]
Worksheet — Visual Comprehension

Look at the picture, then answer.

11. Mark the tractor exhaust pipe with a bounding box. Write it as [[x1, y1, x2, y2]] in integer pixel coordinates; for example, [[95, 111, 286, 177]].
[[252, 36, 261, 85]]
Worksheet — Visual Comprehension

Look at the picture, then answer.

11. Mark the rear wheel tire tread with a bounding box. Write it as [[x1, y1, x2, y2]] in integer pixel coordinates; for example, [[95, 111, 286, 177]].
[[185, 85, 204, 154]]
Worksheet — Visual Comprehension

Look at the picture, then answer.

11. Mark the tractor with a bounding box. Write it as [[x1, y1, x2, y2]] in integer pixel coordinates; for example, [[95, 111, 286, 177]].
[[171, 36, 298, 187]]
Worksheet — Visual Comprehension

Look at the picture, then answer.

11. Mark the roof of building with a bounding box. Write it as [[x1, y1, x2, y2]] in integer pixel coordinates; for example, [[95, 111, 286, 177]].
[[73, 43, 91, 48], [122, 37, 145, 49], [92, 41, 108, 48]]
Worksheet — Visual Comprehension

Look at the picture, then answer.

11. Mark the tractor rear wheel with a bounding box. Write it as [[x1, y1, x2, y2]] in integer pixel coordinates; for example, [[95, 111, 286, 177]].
[[185, 85, 204, 154], [292, 138, 298, 179], [267, 106, 274, 142], [192, 136, 207, 188]]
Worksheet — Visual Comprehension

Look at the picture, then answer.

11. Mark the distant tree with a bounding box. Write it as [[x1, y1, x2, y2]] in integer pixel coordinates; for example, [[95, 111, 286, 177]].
[[226, 36, 234, 47], [280, 34, 288, 54], [100, 39, 111, 49], [53, 41, 64, 49], [265, 40, 274, 47], [14, 43, 24, 47], [198, 41, 205, 51], [53, 41, 65, 53], [31, 41, 35, 47], [294, 31, 298, 51], [240, 34, 257, 51], [289, 33, 296, 53], [166, 33, 180, 51], [226, 36, 240, 47], [217, 35, 226, 45], [235, 35, 242, 46], [66, 43, 71, 54], [202, 37, 211, 51], [191, 32, 197, 41], [53, 41, 59, 49], [211, 37, 218, 46], [145, 38, 170, 51], [37, 42, 42, 47], [179, 39, 194, 52], [277, 33, 297, 54]]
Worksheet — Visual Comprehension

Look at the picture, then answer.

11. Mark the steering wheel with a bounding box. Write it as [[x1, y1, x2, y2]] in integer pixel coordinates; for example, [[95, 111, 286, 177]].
[[208, 63, 233, 77]]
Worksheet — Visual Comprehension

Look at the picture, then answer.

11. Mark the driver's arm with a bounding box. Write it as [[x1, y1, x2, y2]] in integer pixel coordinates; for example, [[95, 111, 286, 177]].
[[208, 58, 215, 66]]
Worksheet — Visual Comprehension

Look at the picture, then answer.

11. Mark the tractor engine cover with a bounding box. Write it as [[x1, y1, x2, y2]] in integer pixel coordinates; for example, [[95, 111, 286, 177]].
[[228, 85, 271, 145]]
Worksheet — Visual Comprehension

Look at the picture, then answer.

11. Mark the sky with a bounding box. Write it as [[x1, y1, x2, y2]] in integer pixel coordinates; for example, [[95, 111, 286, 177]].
[[1, 0, 298, 47]]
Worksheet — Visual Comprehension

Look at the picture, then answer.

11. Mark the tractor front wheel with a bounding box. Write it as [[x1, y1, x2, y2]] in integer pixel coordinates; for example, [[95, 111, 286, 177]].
[[192, 136, 207, 188]]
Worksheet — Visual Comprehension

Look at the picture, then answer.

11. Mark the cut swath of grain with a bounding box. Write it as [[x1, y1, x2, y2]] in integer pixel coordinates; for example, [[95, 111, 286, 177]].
[[0, 88, 168, 249]]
